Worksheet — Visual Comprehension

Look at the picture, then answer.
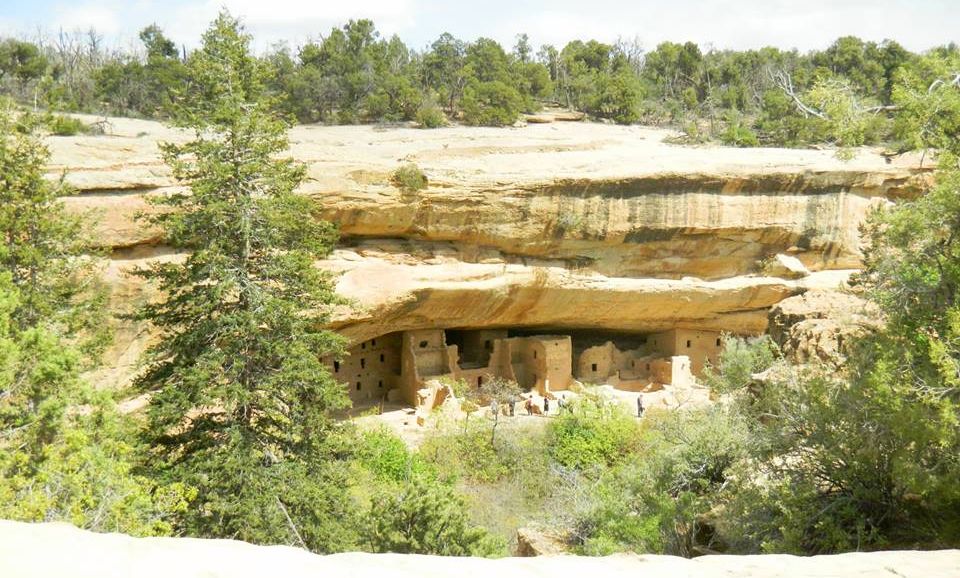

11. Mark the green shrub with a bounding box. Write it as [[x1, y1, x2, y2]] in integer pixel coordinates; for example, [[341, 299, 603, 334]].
[[589, 69, 643, 124], [718, 113, 760, 147], [720, 358, 960, 554], [461, 80, 522, 127], [391, 163, 428, 192], [355, 428, 434, 484], [571, 405, 752, 556], [702, 334, 779, 395], [415, 100, 447, 128], [46, 114, 88, 136], [420, 421, 512, 483], [547, 393, 640, 471], [365, 476, 505, 556], [417, 418, 554, 549]]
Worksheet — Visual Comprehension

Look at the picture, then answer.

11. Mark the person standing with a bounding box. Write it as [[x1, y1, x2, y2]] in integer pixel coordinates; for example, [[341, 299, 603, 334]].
[[637, 395, 645, 418]]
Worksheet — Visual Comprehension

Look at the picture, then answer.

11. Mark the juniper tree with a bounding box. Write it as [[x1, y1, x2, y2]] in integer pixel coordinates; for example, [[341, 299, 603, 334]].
[[0, 100, 180, 534], [0, 98, 107, 346], [132, 13, 356, 550], [0, 97, 108, 450]]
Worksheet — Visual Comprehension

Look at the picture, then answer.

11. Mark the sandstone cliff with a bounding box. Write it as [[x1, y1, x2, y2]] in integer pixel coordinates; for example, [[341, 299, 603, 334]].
[[49, 116, 927, 387], [1, 521, 957, 578]]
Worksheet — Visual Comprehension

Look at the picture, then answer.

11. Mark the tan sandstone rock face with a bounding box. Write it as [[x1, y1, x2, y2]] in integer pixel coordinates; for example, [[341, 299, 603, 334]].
[[47, 116, 924, 387], [2, 520, 958, 578], [768, 290, 882, 366]]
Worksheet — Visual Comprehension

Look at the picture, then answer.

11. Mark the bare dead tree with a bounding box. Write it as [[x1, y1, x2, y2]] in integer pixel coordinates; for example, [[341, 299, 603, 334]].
[[769, 68, 826, 119], [928, 72, 960, 93], [771, 68, 899, 121]]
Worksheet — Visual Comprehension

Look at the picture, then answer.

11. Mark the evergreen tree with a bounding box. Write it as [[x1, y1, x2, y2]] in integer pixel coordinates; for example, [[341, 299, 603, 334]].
[[0, 98, 107, 343], [0, 97, 108, 439], [365, 476, 502, 556], [0, 99, 180, 534], [132, 12, 356, 550]]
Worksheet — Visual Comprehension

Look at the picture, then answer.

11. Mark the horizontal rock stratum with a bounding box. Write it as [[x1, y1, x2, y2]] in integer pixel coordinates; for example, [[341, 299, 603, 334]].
[[1, 520, 957, 578], [49, 116, 929, 387]]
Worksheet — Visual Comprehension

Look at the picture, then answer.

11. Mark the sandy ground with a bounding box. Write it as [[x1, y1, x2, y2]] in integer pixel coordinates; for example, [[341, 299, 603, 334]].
[[1, 520, 957, 578]]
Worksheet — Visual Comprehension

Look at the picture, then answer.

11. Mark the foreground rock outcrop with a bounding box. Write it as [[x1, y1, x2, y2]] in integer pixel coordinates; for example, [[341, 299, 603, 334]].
[[1, 521, 957, 578], [47, 116, 926, 388]]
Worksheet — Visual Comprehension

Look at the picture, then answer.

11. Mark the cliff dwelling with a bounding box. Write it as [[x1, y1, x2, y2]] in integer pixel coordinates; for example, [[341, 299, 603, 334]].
[[330, 327, 725, 409]]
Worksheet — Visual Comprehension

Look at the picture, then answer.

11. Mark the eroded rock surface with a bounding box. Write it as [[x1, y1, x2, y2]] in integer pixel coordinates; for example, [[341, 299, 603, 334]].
[[769, 290, 882, 366], [48, 117, 922, 387]]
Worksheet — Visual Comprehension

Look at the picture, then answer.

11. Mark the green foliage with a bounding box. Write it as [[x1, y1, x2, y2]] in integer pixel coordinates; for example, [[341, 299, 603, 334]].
[[718, 112, 760, 147], [365, 476, 504, 556], [45, 114, 88, 136], [591, 68, 643, 124], [0, 100, 177, 536], [0, 21, 945, 155], [92, 25, 186, 118], [547, 392, 639, 470], [571, 405, 751, 556], [721, 358, 958, 553], [391, 163, 428, 192], [0, 99, 108, 357], [805, 77, 873, 157], [351, 426, 503, 556], [892, 53, 960, 158], [0, 39, 48, 82], [702, 334, 779, 395], [292, 20, 420, 123], [0, 381, 193, 537], [720, 163, 960, 553], [131, 12, 353, 551], [461, 80, 522, 126], [418, 417, 554, 549], [415, 97, 447, 128], [421, 420, 512, 483], [355, 428, 434, 484]]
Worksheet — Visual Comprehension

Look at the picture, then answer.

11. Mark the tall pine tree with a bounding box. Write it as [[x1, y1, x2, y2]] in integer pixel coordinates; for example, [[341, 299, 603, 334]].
[[132, 13, 356, 550]]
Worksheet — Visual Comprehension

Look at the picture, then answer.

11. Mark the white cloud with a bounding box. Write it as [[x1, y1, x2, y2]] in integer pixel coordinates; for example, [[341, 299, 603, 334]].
[[52, 2, 122, 35], [168, 0, 417, 49], [5, 0, 956, 55]]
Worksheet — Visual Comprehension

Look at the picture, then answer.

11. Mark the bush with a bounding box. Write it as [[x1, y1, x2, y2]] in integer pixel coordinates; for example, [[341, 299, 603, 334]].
[[571, 405, 752, 556], [45, 114, 88, 136], [355, 428, 434, 484], [589, 69, 643, 124], [720, 358, 960, 554], [364, 476, 505, 556], [547, 392, 640, 471], [415, 100, 447, 128], [718, 112, 759, 147], [420, 421, 512, 483], [461, 80, 522, 127], [702, 334, 779, 395], [417, 417, 554, 550], [391, 163, 428, 192]]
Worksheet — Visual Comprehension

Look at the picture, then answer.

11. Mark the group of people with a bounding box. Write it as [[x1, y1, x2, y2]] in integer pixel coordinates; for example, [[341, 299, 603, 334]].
[[489, 393, 646, 418]]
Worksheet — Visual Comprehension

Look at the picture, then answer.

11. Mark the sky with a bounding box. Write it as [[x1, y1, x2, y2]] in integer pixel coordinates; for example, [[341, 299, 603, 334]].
[[0, 0, 957, 55]]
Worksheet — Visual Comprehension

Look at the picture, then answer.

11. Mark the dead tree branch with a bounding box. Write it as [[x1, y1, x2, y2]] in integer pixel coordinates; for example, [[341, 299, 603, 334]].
[[770, 69, 826, 119]]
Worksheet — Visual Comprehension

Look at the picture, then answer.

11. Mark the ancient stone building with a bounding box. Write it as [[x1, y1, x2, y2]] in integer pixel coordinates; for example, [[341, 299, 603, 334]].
[[327, 333, 402, 403], [647, 329, 724, 375], [329, 327, 720, 407]]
